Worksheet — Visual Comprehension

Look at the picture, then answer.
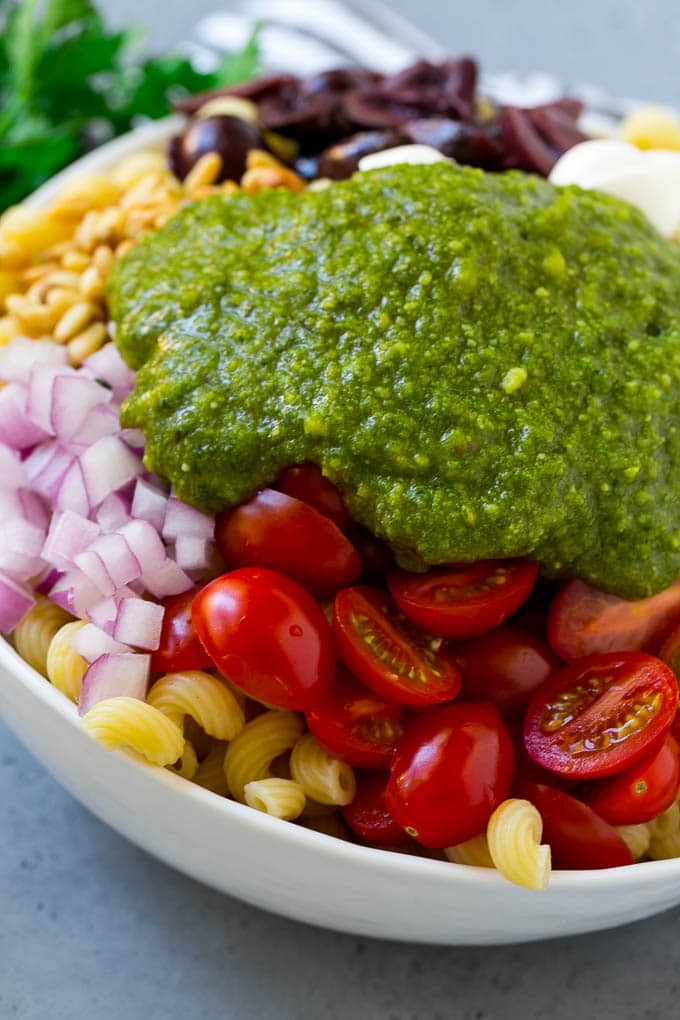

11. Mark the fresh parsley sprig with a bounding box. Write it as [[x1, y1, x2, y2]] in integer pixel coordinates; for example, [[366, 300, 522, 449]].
[[0, 0, 259, 211]]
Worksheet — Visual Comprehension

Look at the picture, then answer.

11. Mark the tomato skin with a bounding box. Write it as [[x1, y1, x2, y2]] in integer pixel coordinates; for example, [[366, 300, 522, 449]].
[[524, 652, 678, 780], [386, 702, 515, 848], [453, 624, 561, 717], [388, 560, 539, 639], [333, 586, 462, 707], [341, 771, 412, 846], [215, 488, 361, 598], [150, 588, 213, 673], [586, 735, 680, 825], [519, 783, 633, 869], [275, 464, 353, 530], [548, 577, 680, 662], [191, 567, 335, 711], [305, 667, 408, 768]]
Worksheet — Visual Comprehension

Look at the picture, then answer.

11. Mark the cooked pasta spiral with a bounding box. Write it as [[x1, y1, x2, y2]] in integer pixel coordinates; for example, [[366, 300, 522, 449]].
[[193, 742, 229, 796], [487, 798, 551, 890], [616, 824, 651, 862], [169, 739, 199, 780], [224, 710, 304, 803], [13, 597, 72, 676], [290, 733, 356, 806], [82, 696, 184, 766], [46, 620, 88, 701], [146, 670, 246, 741], [244, 778, 306, 820], [445, 834, 494, 868]]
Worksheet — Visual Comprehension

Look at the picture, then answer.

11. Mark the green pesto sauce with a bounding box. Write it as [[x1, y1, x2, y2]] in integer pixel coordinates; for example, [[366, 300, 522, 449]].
[[109, 162, 680, 598]]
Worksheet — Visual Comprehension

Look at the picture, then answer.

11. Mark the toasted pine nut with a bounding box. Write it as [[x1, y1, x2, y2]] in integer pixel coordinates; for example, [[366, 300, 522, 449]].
[[115, 239, 135, 259], [80, 265, 105, 301], [67, 322, 108, 364], [54, 300, 98, 343], [92, 245, 115, 276], [184, 152, 223, 193], [61, 250, 91, 272]]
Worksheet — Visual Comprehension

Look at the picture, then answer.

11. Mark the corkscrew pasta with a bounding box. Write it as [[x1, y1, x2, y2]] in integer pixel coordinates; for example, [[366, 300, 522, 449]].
[[224, 711, 305, 803], [616, 824, 652, 862], [146, 670, 246, 741], [444, 834, 494, 868], [169, 739, 199, 780], [82, 697, 185, 766], [487, 799, 551, 891], [13, 597, 72, 677], [244, 777, 306, 820], [290, 733, 356, 806], [46, 620, 88, 702], [193, 742, 229, 796]]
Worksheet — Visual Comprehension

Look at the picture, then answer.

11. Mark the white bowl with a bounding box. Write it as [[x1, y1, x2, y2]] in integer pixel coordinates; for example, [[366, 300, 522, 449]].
[[2, 120, 680, 945]]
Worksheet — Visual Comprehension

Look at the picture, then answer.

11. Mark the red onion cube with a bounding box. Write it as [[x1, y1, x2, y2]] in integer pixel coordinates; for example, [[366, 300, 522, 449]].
[[70, 403, 120, 449], [0, 520, 45, 580], [50, 570, 105, 617], [143, 558, 193, 598], [117, 519, 166, 575], [78, 651, 150, 715], [130, 478, 167, 532], [70, 622, 130, 663], [0, 443, 27, 489], [26, 365, 78, 435], [96, 491, 132, 532], [87, 532, 141, 588], [0, 383, 49, 450], [0, 337, 67, 384], [18, 489, 49, 530], [111, 597, 164, 650], [54, 459, 90, 518], [49, 373, 112, 443], [74, 549, 117, 596], [163, 497, 214, 542], [119, 428, 145, 450], [82, 343, 136, 401], [42, 510, 100, 569], [0, 572, 35, 633], [174, 535, 211, 572], [25, 441, 74, 501], [79, 435, 143, 507]]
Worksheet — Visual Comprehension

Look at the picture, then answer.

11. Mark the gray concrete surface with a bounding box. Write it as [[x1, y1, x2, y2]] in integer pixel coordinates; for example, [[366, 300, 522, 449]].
[[4, 3, 680, 1018]]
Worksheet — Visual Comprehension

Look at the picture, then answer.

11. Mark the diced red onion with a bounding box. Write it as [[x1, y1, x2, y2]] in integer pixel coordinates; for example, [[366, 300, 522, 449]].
[[0, 337, 67, 384], [42, 510, 100, 570], [130, 478, 168, 532], [0, 572, 35, 632], [117, 519, 167, 575], [119, 428, 146, 450], [87, 532, 141, 588], [74, 549, 117, 597], [174, 535, 211, 572], [142, 557, 193, 598], [50, 570, 103, 617], [49, 372, 112, 442], [163, 496, 214, 541], [81, 343, 136, 401], [0, 443, 28, 489], [68, 403, 120, 449], [0, 383, 49, 450], [24, 442, 74, 502], [26, 365, 77, 435], [18, 489, 49, 530], [79, 435, 143, 508], [0, 520, 45, 580], [70, 622, 131, 663], [34, 566, 62, 595], [111, 597, 164, 650], [78, 651, 150, 715], [54, 459, 90, 517], [96, 491, 132, 532]]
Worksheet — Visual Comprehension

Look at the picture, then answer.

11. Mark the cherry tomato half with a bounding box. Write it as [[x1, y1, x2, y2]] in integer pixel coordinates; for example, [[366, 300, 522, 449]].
[[519, 783, 633, 869], [548, 577, 680, 662], [305, 667, 407, 768], [215, 488, 361, 599], [388, 559, 539, 639], [275, 464, 353, 530], [346, 527, 394, 583], [341, 771, 412, 847], [192, 567, 334, 711], [150, 588, 212, 673], [333, 586, 462, 707], [586, 734, 680, 825], [386, 702, 514, 848], [453, 623, 561, 717], [524, 652, 678, 780]]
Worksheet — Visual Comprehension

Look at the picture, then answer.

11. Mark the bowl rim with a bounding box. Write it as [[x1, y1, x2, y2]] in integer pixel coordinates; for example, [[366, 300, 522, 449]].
[[4, 112, 680, 895]]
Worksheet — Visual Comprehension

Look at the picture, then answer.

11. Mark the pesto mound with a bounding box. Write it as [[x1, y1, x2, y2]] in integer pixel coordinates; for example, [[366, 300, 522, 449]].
[[109, 162, 680, 598]]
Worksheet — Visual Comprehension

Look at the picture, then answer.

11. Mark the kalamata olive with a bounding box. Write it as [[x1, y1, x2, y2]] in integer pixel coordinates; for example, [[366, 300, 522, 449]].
[[169, 114, 267, 182], [303, 68, 383, 96], [498, 106, 559, 176], [317, 129, 403, 180], [527, 104, 585, 153], [342, 86, 468, 130], [402, 119, 504, 170], [174, 74, 299, 115], [257, 89, 346, 152], [387, 58, 478, 109]]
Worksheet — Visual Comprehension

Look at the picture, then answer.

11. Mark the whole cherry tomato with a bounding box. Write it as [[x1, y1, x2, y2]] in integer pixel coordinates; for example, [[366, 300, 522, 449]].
[[519, 783, 633, 869], [333, 586, 462, 707], [305, 667, 408, 768], [275, 463, 353, 530], [150, 588, 212, 673], [548, 577, 680, 662], [586, 734, 680, 825], [386, 702, 514, 848], [388, 559, 538, 638], [453, 623, 561, 717], [192, 567, 334, 711], [341, 771, 412, 846], [524, 652, 678, 780], [215, 489, 361, 598]]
